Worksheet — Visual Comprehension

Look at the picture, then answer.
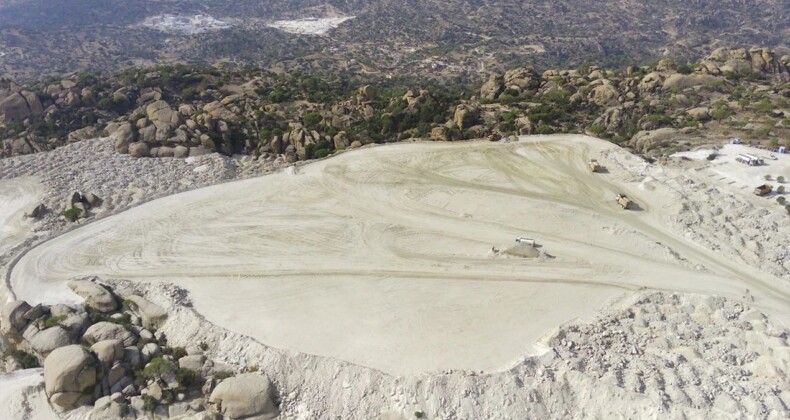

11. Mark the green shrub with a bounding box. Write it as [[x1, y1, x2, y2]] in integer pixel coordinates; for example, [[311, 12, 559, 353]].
[[778, 186, 786, 194], [778, 197, 786, 205], [43, 315, 67, 329], [5, 350, 39, 369], [535, 124, 554, 135], [303, 112, 322, 129], [777, 176, 785, 183], [162, 346, 187, 360], [213, 371, 234, 380], [142, 395, 158, 412], [63, 207, 82, 222], [143, 357, 175, 379], [588, 124, 605, 136], [176, 368, 202, 389], [199, 342, 209, 352]]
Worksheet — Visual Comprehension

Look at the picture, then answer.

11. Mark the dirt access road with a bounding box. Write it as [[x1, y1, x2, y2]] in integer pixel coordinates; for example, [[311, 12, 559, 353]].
[[9, 135, 790, 375]]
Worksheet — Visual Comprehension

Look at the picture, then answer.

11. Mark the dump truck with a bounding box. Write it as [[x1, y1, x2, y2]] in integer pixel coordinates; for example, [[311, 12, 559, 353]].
[[589, 159, 602, 173], [616, 194, 633, 209], [754, 184, 773, 196]]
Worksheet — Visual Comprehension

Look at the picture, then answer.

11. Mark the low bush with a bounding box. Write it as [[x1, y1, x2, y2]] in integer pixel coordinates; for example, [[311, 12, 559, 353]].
[[43, 315, 67, 329], [63, 207, 82, 222], [143, 357, 175, 379], [176, 368, 202, 389], [5, 350, 39, 369]]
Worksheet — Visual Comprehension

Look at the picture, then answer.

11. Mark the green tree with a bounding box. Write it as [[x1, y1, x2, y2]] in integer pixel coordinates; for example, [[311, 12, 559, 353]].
[[303, 112, 322, 129]]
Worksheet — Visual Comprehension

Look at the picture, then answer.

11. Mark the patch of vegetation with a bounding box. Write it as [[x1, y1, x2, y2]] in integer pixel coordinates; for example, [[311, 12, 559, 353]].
[[162, 346, 188, 360], [63, 207, 82, 222], [42, 315, 67, 329], [176, 368, 203, 390], [142, 395, 158, 412], [5, 350, 40, 369], [143, 357, 176, 379]]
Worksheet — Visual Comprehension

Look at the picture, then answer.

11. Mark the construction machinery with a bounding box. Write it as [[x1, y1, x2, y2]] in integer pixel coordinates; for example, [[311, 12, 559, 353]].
[[589, 159, 602, 172], [616, 194, 633, 209], [515, 237, 536, 246], [754, 184, 773, 196]]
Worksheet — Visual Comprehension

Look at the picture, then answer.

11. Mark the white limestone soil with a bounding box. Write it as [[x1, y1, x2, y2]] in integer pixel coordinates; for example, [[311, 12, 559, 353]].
[[0, 369, 56, 420], [0, 176, 41, 257], [9, 136, 790, 375], [267, 17, 355, 35]]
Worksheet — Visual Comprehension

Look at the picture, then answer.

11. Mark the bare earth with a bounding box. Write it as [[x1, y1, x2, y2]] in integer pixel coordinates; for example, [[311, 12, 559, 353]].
[[8, 135, 790, 377]]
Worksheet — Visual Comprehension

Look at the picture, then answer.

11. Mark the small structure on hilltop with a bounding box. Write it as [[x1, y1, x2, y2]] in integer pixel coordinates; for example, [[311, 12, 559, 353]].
[[736, 154, 764, 166], [754, 184, 773, 196]]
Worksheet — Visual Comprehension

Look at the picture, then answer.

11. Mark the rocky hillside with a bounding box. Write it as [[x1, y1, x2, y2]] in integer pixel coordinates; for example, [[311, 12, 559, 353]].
[[1, 47, 788, 161], [0, 0, 788, 81]]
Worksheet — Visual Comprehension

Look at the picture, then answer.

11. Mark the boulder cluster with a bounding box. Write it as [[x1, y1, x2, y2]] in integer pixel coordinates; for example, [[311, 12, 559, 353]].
[[63, 191, 103, 222], [0, 278, 279, 419], [2, 46, 789, 161]]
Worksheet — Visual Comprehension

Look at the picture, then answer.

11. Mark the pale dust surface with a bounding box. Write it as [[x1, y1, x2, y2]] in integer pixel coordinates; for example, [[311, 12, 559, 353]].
[[9, 136, 790, 375], [0, 176, 41, 256], [0, 369, 56, 420]]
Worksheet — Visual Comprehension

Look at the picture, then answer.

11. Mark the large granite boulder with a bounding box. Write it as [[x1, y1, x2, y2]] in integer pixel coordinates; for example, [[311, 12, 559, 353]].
[[67, 279, 118, 313], [0, 90, 43, 124], [479, 75, 504, 100], [125, 295, 167, 330], [209, 373, 279, 419], [83, 322, 137, 347], [44, 345, 97, 411], [29, 326, 73, 356], [1, 300, 32, 335]]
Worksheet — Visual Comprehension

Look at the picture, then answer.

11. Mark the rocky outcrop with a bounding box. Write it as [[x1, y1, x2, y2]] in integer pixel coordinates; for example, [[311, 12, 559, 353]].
[[110, 122, 136, 154], [29, 326, 73, 356], [2, 281, 278, 419], [24, 203, 47, 219], [83, 322, 137, 347], [1, 300, 33, 336], [661, 74, 721, 91], [0, 90, 43, 124], [453, 104, 480, 130], [588, 82, 621, 106], [63, 191, 102, 222], [699, 47, 790, 81], [503, 67, 540, 93], [630, 128, 681, 154], [125, 295, 167, 330], [67, 279, 118, 313], [479, 75, 504, 100], [208, 373, 279, 419], [44, 345, 97, 411]]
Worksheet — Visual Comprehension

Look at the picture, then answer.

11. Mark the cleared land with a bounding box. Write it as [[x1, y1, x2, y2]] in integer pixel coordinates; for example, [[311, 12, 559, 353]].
[[8, 136, 790, 375], [0, 176, 41, 256]]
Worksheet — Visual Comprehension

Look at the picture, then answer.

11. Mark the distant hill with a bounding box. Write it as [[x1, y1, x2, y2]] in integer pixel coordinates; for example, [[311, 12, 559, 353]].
[[0, 0, 788, 81]]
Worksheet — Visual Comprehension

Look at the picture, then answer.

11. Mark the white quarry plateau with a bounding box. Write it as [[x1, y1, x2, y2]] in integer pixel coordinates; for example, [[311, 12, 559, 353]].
[[1, 135, 788, 419]]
